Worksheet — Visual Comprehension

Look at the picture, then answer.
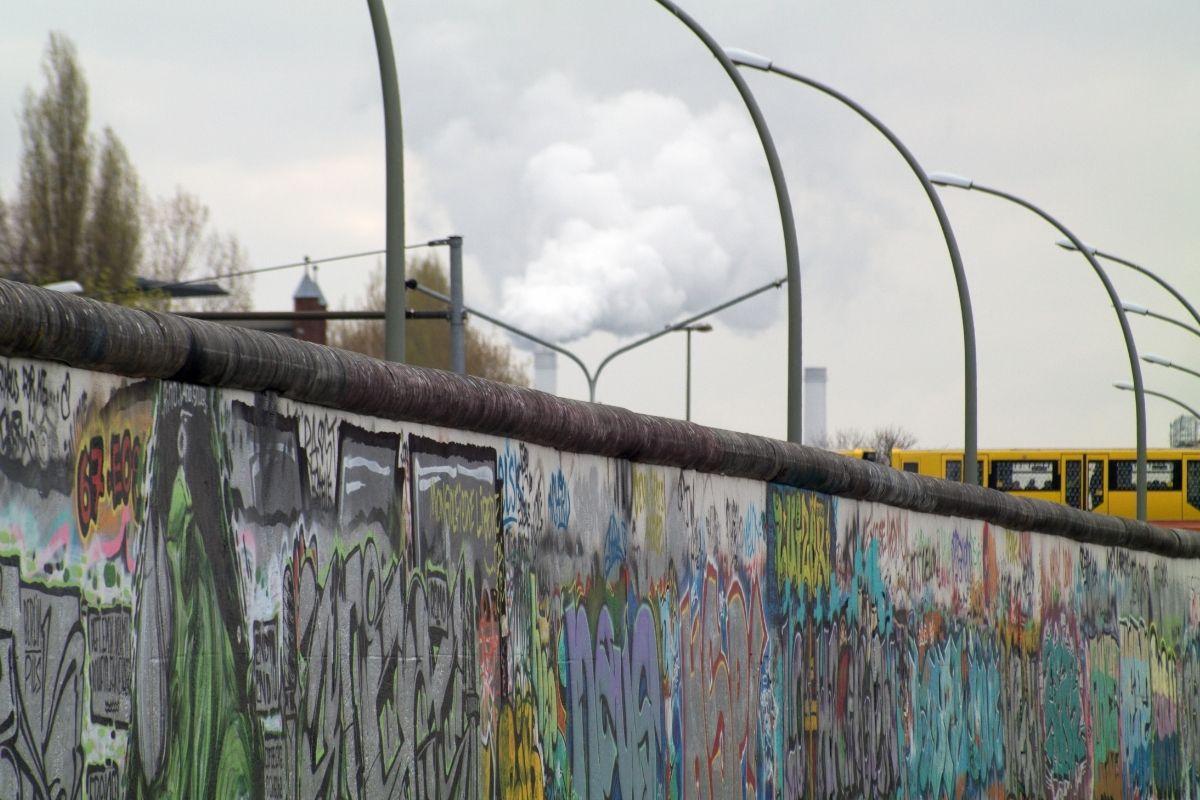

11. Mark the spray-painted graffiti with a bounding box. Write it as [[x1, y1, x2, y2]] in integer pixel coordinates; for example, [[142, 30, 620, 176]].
[[0, 354, 1197, 797]]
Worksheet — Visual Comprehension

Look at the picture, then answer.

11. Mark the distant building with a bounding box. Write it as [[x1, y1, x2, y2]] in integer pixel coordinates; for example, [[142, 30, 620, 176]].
[[803, 367, 827, 447], [292, 269, 328, 345], [1170, 414, 1200, 447], [209, 269, 329, 344], [533, 346, 557, 395]]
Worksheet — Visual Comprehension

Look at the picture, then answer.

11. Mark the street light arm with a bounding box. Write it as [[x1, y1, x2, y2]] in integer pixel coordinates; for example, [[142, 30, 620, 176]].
[[406, 281, 594, 389], [1081, 246, 1200, 330], [651, 0, 803, 443], [956, 179, 1148, 520], [750, 59, 978, 485], [1115, 383, 1200, 422], [1136, 307, 1200, 341], [592, 276, 787, 398], [1143, 355, 1200, 382]]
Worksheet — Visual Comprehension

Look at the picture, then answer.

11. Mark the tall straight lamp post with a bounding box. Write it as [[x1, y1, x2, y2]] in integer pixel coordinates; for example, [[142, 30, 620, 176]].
[[726, 47, 978, 485], [651, 0, 803, 443], [365, 0, 406, 363], [681, 323, 712, 421], [930, 173, 1148, 520]]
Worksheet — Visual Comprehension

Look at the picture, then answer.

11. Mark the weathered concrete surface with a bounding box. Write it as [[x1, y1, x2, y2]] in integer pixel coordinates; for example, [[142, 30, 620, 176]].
[[0, 280, 1196, 797]]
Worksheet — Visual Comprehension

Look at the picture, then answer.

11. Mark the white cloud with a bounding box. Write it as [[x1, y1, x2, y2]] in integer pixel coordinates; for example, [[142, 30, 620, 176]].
[[476, 78, 780, 341]]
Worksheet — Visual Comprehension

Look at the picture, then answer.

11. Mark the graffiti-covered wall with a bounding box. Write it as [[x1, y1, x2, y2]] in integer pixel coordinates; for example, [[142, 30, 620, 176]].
[[1, 355, 1199, 799]]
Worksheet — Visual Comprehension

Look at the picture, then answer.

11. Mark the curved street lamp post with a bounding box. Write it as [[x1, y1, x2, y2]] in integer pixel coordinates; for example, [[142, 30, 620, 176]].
[[651, 0, 803, 443], [365, 0, 406, 363], [726, 47, 979, 484], [930, 173, 1148, 520]]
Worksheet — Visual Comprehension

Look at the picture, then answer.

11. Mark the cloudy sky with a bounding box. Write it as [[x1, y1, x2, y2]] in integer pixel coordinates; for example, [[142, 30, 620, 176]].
[[2, 2, 1198, 448]]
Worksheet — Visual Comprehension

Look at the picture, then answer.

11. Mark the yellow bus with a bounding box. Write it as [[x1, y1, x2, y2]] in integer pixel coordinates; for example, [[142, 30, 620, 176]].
[[890, 448, 1200, 529]]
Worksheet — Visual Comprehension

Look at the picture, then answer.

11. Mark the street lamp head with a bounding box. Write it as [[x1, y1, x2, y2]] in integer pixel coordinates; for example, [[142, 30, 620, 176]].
[[41, 280, 85, 294], [927, 172, 974, 190], [1113, 381, 1135, 392], [684, 323, 714, 333], [1055, 238, 1098, 256], [1142, 353, 1174, 367], [1122, 302, 1150, 316], [724, 47, 772, 71]]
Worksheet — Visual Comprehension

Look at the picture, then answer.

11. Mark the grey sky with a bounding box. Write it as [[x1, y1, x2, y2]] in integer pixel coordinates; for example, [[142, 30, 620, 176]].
[[2, 2, 1198, 447]]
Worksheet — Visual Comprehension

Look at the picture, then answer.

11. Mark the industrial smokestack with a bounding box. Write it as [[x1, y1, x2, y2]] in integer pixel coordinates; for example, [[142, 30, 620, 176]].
[[803, 367, 827, 447], [533, 346, 558, 395]]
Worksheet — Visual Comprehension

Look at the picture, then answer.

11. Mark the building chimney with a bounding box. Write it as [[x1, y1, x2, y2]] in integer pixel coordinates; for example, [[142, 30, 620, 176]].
[[293, 262, 327, 345], [533, 346, 557, 394], [803, 366, 827, 447]]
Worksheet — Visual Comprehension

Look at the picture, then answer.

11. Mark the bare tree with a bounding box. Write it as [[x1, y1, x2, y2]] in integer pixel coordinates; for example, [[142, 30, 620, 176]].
[[830, 425, 917, 464], [142, 188, 207, 285], [331, 256, 529, 386], [142, 188, 252, 310]]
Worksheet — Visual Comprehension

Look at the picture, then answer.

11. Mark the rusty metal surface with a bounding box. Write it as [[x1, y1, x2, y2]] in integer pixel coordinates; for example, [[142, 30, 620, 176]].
[[1, 278, 1194, 557]]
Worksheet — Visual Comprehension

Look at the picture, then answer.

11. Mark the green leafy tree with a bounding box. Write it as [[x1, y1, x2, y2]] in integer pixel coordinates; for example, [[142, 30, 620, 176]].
[[15, 32, 95, 287], [5, 33, 250, 308], [86, 127, 142, 295], [332, 255, 529, 386]]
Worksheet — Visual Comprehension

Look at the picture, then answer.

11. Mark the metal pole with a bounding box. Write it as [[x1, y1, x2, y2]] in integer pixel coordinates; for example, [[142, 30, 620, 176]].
[[736, 55, 978, 485], [448, 235, 465, 374], [651, 0, 802, 443], [685, 328, 693, 421], [365, 0, 406, 363], [933, 176, 1148, 520]]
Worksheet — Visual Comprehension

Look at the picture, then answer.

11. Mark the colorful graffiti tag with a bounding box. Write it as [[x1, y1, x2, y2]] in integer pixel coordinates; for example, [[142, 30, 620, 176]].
[[1, 354, 1199, 798]]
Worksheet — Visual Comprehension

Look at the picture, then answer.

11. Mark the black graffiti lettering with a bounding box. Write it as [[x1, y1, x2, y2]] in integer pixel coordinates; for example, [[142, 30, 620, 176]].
[[86, 761, 122, 800], [253, 619, 280, 714], [89, 607, 133, 726]]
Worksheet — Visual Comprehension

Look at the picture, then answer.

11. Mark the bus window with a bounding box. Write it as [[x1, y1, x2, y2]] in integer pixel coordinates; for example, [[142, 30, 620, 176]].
[[1108, 460, 1182, 491], [1189, 460, 1200, 512], [988, 459, 1059, 491], [902, 462, 918, 473], [1087, 459, 1104, 510], [945, 459, 961, 481], [1065, 459, 1082, 508]]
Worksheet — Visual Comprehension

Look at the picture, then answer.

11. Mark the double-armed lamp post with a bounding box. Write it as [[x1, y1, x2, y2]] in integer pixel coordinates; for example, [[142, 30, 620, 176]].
[[930, 173, 1148, 520]]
